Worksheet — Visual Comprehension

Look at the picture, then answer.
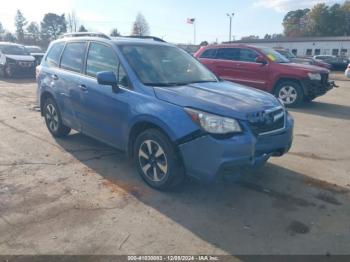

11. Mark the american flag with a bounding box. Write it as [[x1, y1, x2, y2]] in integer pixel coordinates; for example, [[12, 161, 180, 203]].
[[187, 18, 195, 24]]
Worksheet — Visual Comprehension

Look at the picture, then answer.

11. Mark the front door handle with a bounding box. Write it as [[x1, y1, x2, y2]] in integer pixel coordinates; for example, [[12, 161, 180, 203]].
[[52, 74, 59, 80], [79, 84, 88, 92]]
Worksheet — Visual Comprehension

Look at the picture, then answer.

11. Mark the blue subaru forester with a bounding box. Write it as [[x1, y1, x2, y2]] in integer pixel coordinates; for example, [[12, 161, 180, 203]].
[[37, 33, 293, 190]]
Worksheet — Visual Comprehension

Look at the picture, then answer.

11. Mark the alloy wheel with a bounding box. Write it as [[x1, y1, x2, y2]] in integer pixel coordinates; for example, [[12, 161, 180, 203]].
[[45, 104, 59, 133], [138, 140, 168, 182], [278, 85, 298, 105]]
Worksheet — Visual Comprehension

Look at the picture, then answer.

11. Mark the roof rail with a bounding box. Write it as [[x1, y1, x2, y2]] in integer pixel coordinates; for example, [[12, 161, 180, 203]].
[[61, 32, 111, 40], [125, 36, 166, 42]]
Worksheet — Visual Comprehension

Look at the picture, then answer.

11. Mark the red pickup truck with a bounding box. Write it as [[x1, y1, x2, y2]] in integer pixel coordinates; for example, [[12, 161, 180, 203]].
[[194, 44, 335, 107]]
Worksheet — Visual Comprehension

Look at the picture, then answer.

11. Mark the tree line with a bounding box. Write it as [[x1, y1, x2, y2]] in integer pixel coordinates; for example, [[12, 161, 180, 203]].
[[0, 10, 150, 48], [283, 1, 350, 37], [239, 1, 350, 41]]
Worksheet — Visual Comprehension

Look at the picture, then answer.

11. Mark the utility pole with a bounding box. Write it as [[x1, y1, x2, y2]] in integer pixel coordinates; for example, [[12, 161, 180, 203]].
[[227, 12, 234, 42]]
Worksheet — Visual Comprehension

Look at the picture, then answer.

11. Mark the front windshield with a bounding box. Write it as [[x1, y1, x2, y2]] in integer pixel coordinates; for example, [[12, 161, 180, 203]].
[[119, 44, 218, 86], [0, 45, 30, 55], [259, 47, 290, 63], [277, 50, 295, 59]]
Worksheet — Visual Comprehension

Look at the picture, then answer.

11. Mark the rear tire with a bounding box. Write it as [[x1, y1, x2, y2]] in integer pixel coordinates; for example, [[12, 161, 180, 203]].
[[134, 129, 184, 190], [43, 98, 71, 137], [274, 81, 304, 107]]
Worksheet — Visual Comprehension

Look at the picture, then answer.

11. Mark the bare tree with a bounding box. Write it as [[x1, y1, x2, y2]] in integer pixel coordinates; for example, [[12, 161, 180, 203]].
[[0, 22, 5, 40], [67, 11, 79, 32], [78, 25, 88, 32], [110, 28, 121, 36], [131, 13, 150, 36]]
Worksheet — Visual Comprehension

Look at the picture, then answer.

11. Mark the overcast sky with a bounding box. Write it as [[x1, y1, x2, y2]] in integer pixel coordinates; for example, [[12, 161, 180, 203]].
[[0, 0, 345, 44]]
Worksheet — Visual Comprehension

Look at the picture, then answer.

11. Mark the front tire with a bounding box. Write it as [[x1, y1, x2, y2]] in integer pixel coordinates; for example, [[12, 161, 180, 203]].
[[274, 81, 304, 107], [4, 65, 13, 78], [43, 98, 71, 137], [134, 129, 184, 190], [0, 67, 5, 78]]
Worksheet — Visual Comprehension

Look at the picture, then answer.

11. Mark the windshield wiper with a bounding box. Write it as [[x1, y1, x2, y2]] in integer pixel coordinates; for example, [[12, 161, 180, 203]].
[[144, 82, 188, 87], [187, 80, 218, 84], [144, 80, 218, 87]]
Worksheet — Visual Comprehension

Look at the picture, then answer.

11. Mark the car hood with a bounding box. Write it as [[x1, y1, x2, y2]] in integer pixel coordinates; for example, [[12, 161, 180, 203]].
[[280, 62, 329, 73], [5, 54, 35, 62], [153, 81, 280, 120]]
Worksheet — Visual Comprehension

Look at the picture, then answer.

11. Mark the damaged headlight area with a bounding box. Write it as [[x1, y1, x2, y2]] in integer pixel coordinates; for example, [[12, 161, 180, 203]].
[[308, 72, 322, 81], [6, 57, 17, 64], [185, 108, 242, 135]]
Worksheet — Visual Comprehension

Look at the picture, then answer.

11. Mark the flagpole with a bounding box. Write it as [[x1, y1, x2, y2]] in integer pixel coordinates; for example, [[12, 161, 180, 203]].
[[194, 20, 196, 45]]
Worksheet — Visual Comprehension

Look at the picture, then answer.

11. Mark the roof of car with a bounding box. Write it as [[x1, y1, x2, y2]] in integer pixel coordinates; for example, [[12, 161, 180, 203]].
[[112, 37, 169, 46], [53, 35, 171, 48], [200, 44, 268, 50], [25, 45, 41, 48], [0, 42, 24, 47]]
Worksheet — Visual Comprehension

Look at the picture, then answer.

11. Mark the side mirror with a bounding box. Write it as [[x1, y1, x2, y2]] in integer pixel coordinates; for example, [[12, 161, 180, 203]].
[[255, 56, 268, 65], [96, 71, 119, 92]]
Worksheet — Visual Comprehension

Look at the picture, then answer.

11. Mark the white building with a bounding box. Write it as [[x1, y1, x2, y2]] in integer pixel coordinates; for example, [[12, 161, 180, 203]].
[[231, 36, 350, 57]]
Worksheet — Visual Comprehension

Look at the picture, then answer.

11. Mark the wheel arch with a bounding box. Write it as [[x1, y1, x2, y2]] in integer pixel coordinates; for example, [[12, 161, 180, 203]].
[[40, 91, 56, 116], [127, 118, 176, 158], [273, 78, 303, 94]]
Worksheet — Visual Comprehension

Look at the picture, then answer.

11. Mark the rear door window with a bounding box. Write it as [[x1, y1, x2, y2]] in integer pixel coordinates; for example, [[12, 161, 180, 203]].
[[200, 49, 217, 59], [60, 42, 86, 73], [216, 48, 239, 61], [46, 42, 65, 67], [239, 48, 259, 62], [86, 42, 118, 77]]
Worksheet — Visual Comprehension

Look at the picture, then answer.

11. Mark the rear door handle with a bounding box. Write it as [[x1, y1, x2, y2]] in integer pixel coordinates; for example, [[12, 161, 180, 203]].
[[79, 84, 88, 92], [52, 74, 59, 80]]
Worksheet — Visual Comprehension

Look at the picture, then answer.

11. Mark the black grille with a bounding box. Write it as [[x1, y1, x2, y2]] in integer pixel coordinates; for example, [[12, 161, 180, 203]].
[[249, 108, 285, 136]]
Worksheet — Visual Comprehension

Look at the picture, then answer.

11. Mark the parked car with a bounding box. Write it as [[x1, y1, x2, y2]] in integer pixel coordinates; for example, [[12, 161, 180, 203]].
[[25, 45, 45, 65], [37, 34, 293, 190], [0, 42, 36, 78], [194, 44, 335, 107], [314, 55, 349, 70], [274, 48, 331, 70]]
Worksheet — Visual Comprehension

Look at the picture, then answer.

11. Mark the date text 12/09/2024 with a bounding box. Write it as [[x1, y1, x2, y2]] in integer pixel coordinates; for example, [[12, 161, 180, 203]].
[[127, 256, 220, 261]]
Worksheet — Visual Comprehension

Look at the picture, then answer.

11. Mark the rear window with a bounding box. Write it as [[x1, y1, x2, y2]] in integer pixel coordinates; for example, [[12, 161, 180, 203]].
[[46, 42, 65, 67], [60, 42, 86, 73], [26, 46, 42, 53], [0, 45, 30, 55], [200, 49, 217, 59], [216, 48, 239, 61]]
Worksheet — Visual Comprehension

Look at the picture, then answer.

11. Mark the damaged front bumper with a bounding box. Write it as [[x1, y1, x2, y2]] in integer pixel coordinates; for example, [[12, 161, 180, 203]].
[[300, 77, 337, 99], [178, 113, 294, 182]]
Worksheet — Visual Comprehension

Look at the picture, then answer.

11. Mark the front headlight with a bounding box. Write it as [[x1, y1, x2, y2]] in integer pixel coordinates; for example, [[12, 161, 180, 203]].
[[6, 57, 17, 64], [308, 72, 321, 81], [185, 108, 242, 134]]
